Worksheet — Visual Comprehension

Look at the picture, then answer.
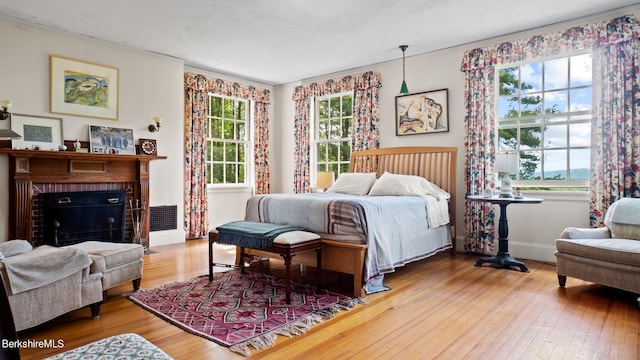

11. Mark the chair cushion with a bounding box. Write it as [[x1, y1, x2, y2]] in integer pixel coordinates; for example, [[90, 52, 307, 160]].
[[0, 240, 33, 258], [556, 238, 640, 267], [67, 241, 144, 269], [273, 231, 321, 245]]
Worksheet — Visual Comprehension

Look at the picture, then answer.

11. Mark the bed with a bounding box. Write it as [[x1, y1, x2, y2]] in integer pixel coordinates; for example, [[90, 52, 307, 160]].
[[243, 146, 457, 297]]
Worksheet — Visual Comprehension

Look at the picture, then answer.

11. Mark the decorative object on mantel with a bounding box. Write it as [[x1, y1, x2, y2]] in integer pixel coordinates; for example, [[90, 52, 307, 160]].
[[148, 116, 162, 132], [138, 138, 157, 156], [10, 113, 63, 150], [395, 89, 449, 136], [1, 99, 12, 121], [50, 55, 119, 120], [89, 125, 135, 154], [398, 45, 409, 94]]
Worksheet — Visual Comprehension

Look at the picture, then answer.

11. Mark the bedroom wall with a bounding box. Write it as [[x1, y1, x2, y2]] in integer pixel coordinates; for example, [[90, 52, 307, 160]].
[[273, 5, 640, 263], [0, 18, 186, 247]]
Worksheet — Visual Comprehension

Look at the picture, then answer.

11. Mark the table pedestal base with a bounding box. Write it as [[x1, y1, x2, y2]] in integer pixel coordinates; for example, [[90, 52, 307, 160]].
[[475, 253, 529, 272]]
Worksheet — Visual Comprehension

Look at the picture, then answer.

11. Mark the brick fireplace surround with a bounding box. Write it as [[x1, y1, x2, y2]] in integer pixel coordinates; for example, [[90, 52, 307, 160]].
[[0, 143, 166, 248]]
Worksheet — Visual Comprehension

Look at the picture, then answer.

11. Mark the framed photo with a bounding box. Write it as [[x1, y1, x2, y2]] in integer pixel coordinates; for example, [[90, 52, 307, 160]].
[[395, 88, 449, 136], [89, 125, 135, 154], [11, 113, 63, 150], [50, 55, 119, 120]]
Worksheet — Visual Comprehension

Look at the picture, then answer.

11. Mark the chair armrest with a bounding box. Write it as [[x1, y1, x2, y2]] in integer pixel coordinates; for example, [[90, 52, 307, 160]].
[[560, 227, 611, 239]]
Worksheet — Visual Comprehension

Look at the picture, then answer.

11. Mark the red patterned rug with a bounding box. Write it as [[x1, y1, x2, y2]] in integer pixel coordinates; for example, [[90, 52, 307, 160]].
[[126, 270, 360, 356]]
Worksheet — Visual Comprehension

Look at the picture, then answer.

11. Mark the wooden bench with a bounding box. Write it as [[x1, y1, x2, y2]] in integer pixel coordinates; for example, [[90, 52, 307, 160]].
[[208, 229, 322, 304]]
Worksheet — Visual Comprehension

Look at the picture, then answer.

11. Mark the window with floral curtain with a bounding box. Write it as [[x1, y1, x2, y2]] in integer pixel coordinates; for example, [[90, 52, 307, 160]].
[[460, 15, 640, 253], [292, 70, 381, 193], [184, 72, 271, 239]]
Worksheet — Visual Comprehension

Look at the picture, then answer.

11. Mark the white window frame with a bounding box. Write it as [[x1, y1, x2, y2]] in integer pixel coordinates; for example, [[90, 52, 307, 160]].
[[205, 93, 253, 189], [311, 92, 353, 185], [495, 51, 592, 190]]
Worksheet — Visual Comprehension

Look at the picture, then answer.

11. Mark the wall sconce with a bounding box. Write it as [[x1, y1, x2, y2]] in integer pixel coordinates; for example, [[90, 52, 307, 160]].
[[149, 116, 162, 132], [1, 99, 13, 121], [399, 45, 409, 94]]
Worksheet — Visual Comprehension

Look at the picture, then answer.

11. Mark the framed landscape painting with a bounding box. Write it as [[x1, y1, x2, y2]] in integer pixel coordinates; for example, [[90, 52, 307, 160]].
[[50, 55, 119, 120], [395, 88, 449, 136]]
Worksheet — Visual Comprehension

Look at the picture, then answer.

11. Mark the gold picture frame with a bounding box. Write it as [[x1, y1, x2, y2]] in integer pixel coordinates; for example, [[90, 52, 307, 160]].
[[395, 88, 449, 136], [50, 55, 119, 120]]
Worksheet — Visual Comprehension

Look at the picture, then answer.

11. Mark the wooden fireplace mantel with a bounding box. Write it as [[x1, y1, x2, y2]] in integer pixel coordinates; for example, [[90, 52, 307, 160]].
[[0, 148, 167, 248]]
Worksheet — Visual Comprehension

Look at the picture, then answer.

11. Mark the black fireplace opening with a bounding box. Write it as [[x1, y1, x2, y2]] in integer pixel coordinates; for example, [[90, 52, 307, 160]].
[[41, 190, 127, 246]]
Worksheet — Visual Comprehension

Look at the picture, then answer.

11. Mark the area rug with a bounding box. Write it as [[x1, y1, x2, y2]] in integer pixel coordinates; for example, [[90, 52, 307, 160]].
[[126, 270, 360, 356]]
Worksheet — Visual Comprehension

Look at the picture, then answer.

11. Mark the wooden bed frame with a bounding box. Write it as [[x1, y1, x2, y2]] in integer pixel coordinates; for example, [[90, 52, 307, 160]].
[[243, 146, 457, 297]]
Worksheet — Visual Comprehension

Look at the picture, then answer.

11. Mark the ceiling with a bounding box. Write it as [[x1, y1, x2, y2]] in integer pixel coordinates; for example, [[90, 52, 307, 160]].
[[0, 0, 637, 86]]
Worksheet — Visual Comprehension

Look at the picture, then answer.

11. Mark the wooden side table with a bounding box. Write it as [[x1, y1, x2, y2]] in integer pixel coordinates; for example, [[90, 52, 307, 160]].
[[466, 195, 543, 272]]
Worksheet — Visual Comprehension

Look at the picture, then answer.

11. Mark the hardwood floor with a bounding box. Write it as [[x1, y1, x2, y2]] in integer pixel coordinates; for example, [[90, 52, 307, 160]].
[[19, 239, 639, 360]]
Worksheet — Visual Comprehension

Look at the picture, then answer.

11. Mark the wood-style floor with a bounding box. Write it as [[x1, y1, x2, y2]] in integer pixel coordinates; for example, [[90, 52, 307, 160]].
[[19, 239, 640, 360]]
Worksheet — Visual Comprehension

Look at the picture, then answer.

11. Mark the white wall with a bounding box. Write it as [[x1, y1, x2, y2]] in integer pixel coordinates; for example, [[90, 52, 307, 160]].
[[271, 7, 640, 263], [0, 18, 186, 247]]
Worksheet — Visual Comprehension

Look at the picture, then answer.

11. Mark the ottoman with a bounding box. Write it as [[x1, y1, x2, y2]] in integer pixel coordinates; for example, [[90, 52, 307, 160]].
[[209, 222, 322, 304], [68, 241, 144, 296]]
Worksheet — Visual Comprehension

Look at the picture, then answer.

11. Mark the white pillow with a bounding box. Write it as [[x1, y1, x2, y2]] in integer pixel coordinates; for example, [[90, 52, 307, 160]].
[[368, 172, 450, 200], [327, 172, 377, 195]]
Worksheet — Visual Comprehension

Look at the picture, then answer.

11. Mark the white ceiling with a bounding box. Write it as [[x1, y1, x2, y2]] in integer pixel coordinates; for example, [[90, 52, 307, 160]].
[[0, 0, 637, 85]]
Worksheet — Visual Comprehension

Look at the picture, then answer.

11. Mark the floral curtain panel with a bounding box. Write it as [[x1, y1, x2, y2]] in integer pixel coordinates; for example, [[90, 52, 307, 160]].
[[292, 70, 382, 193], [460, 15, 640, 253], [183, 72, 271, 239]]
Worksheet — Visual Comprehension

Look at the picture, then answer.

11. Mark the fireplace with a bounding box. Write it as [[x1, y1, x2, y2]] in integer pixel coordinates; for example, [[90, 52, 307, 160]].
[[41, 190, 127, 246], [0, 147, 166, 248]]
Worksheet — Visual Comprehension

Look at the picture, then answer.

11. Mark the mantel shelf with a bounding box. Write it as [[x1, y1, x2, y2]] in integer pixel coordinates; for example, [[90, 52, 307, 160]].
[[0, 148, 167, 161]]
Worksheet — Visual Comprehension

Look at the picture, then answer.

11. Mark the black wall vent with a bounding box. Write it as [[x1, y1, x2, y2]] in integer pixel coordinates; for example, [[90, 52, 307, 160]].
[[150, 205, 177, 232]]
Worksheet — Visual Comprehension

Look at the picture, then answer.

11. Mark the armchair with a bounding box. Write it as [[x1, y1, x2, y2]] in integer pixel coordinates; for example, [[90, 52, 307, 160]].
[[555, 198, 640, 298], [0, 240, 103, 331]]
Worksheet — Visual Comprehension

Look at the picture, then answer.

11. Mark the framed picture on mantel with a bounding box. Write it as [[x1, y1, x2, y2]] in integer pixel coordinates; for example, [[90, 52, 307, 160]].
[[89, 125, 135, 155], [11, 113, 63, 151]]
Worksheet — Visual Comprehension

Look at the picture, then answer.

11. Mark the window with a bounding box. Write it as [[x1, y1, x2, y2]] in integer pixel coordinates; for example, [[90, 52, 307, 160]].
[[496, 53, 592, 189], [314, 93, 353, 179], [205, 94, 250, 185]]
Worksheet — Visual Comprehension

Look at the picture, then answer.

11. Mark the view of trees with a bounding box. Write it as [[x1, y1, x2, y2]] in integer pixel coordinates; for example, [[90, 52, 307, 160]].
[[316, 94, 353, 176], [206, 96, 247, 184]]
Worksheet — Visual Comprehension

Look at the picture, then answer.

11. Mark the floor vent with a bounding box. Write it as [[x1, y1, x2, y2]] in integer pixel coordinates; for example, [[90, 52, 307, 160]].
[[150, 205, 177, 232]]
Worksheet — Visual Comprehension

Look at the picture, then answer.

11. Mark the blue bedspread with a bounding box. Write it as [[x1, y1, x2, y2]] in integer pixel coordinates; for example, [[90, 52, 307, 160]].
[[245, 193, 451, 293]]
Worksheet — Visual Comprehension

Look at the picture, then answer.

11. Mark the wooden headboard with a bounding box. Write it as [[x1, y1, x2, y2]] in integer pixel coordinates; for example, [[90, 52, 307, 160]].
[[350, 146, 458, 246]]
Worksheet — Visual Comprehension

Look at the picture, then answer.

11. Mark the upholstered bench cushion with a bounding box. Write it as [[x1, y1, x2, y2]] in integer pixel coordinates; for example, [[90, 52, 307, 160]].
[[273, 231, 321, 245], [556, 238, 640, 267], [68, 241, 144, 273]]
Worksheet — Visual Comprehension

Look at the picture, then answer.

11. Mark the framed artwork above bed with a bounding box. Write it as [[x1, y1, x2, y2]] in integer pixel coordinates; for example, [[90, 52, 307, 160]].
[[395, 89, 449, 136]]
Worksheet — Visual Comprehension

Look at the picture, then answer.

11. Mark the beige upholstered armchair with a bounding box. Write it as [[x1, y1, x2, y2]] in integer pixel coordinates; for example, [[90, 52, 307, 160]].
[[555, 198, 640, 299], [0, 240, 103, 331]]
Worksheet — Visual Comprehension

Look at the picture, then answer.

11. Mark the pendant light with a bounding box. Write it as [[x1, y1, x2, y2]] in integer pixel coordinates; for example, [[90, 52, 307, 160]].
[[399, 45, 409, 94]]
